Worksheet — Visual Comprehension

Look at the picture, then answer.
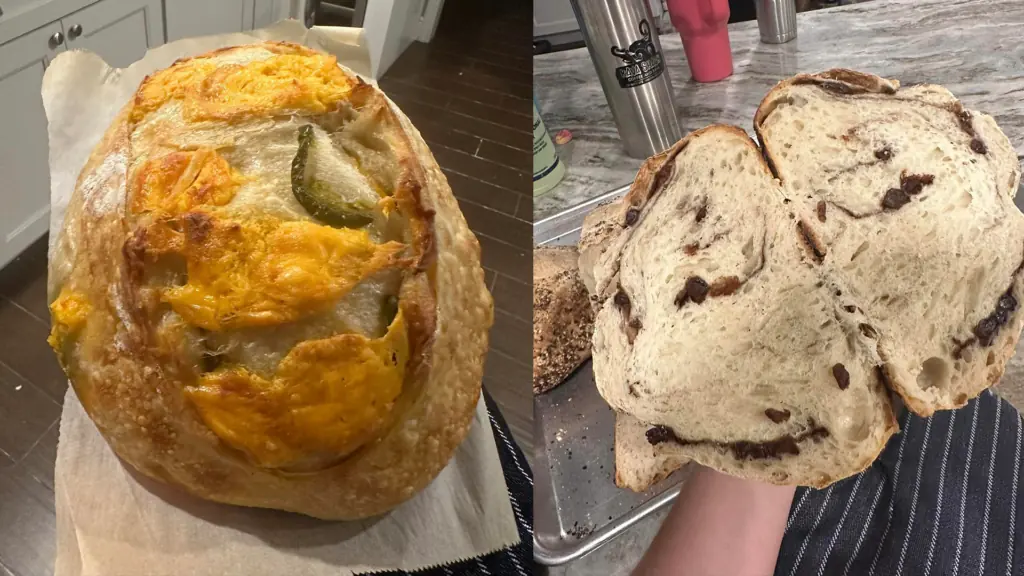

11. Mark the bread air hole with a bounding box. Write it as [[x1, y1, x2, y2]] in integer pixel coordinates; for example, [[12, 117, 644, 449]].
[[742, 237, 754, 259], [917, 357, 950, 390], [987, 351, 996, 366], [850, 241, 870, 262]]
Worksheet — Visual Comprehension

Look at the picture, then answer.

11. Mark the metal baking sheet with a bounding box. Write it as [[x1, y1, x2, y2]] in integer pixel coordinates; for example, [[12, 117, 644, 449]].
[[533, 180, 1024, 565], [533, 185, 689, 565]]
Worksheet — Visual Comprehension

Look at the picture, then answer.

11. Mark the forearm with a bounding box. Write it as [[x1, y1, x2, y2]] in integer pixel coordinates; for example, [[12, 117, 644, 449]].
[[633, 466, 796, 576]]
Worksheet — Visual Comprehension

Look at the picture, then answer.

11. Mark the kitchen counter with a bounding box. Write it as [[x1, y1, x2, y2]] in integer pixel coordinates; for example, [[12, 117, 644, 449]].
[[533, 0, 1024, 222], [538, 1, 1024, 574]]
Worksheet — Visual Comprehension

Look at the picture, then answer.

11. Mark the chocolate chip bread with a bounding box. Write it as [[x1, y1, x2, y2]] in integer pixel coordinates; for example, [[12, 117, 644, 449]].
[[533, 246, 594, 394], [584, 69, 1024, 489]]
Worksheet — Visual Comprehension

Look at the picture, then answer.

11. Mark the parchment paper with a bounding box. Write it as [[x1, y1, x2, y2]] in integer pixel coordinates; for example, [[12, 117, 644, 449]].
[[43, 20, 519, 576]]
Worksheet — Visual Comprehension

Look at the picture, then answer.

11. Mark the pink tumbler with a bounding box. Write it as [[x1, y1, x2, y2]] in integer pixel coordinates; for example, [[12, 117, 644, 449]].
[[666, 0, 734, 83]]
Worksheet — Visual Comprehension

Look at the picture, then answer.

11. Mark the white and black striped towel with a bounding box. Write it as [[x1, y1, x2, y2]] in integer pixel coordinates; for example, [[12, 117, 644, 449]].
[[357, 391, 533, 576], [777, 389, 1024, 576]]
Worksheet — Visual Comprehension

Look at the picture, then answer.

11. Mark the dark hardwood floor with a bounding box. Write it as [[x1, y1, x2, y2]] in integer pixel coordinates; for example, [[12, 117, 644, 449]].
[[379, 0, 534, 466], [0, 239, 61, 576], [0, 3, 531, 575]]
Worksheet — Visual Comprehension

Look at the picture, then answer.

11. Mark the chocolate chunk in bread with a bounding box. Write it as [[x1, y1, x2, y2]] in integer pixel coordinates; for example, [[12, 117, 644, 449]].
[[832, 363, 851, 390]]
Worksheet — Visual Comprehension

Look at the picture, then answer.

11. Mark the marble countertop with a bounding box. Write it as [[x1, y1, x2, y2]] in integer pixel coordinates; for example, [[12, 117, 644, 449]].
[[533, 0, 1024, 222]]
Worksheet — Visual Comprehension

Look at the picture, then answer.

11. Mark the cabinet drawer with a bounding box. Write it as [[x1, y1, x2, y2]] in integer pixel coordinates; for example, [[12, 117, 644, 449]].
[[0, 20, 64, 268], [166, 0, 249, 42], [64, 0, 163, 68]]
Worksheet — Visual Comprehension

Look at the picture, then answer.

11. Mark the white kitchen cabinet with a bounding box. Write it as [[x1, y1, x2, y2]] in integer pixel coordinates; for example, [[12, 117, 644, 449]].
[[0, 21, 65, 269], [533, 0, 577, 37], [252, 0, 277, 29], [64, 0, 163, 68], [0, 0, 166, 269], [165, 0, 252, 42]]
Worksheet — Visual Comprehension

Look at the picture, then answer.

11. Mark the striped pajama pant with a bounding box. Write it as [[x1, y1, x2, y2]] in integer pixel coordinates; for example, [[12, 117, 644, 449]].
[[778, 389, 1024, 576]]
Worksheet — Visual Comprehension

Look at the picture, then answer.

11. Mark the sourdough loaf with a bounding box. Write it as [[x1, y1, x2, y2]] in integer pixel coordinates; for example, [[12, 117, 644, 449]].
[[586, 69, 1024, 489], [533, 246, 594, 394]]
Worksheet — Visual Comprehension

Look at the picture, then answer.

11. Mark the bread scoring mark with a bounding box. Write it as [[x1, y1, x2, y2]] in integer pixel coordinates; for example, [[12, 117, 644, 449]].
[[832, 363, 851, 390], [675, 277, 709, 308], [765, 408, 791, 423], [797, 221, 826, 264], [645, 420, 831, 460], [816, 201, 827, 223]]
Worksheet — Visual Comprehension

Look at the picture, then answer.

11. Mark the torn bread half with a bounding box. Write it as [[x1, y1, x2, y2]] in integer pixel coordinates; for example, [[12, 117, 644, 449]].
[[587, 69, 1024, 489]]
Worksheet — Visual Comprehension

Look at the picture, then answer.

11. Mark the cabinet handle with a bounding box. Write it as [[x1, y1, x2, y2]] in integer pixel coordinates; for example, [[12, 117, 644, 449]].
[[49, 31, 64, 49], [68, 24, 83, 39]]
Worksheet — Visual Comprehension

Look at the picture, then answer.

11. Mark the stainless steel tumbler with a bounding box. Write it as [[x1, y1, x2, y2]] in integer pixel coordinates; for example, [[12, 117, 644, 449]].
[[755, 0, 798, 44], [569, 0, 683, 159]]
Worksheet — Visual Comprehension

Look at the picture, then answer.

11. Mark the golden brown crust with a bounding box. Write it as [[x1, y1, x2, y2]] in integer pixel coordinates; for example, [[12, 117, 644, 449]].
[[532, 246, 593, 394], [50, 43, 491, 519]]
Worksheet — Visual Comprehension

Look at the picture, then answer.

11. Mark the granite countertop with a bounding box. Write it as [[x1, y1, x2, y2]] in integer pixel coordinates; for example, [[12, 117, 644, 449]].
[[533, 0, 1024, 223]]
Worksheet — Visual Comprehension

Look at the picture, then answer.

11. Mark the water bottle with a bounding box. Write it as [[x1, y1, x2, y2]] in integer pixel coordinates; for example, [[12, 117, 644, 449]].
[[569, 0, 683, 159], [533, 101, 566, 196]]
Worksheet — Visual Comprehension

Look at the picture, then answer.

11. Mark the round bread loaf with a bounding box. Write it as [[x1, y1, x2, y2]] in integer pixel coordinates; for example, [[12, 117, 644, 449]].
[[47, 42, 492, 519]]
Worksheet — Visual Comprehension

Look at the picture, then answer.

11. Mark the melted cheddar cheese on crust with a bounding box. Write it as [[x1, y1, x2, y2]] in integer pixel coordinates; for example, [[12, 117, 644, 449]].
[[185, 311, 409, 469], [132, 49, 356, 125], [153, 215, 408, 331], [131, 148, 243, 215], [56, 42, 427, 476], [47, 288, 92, 358]]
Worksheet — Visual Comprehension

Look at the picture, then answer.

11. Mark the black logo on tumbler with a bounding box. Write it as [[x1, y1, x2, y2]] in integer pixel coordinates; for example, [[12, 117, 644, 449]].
[[610, 19, 664, 88]]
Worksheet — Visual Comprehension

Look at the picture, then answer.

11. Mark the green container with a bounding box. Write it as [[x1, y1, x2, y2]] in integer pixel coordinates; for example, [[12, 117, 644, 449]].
[[533, 101, 566, 196]]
